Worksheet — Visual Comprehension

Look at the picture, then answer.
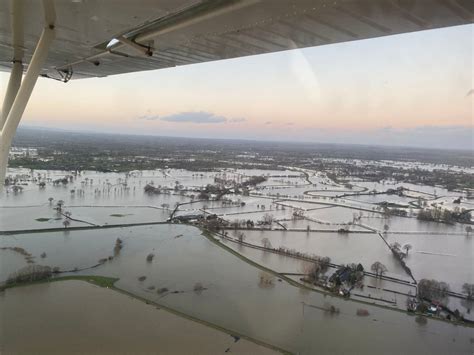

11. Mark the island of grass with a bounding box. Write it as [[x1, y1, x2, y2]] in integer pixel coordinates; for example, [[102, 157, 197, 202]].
[[35, 218, 51, 222]]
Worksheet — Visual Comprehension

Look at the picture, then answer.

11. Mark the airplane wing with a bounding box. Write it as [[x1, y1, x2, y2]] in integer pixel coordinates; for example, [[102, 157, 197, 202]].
[[0, 0, 472, 80]]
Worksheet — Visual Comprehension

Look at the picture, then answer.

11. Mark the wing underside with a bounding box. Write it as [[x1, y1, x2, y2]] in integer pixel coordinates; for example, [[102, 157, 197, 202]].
[[0, 0, 472, 80]]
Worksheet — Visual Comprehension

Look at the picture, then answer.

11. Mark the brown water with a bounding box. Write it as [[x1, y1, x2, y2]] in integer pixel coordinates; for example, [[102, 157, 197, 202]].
[[1, 225, 473, 354], [0, 281, 277, 355]]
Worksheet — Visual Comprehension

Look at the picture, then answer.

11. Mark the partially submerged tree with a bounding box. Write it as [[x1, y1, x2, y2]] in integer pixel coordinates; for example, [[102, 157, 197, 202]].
[[261, 213, 274, 225], [114, 238, 123, 255], [7, 265, 52, 285], [56, 200, 65, 212], [403, 244, 412, 256], [237, 232, 246, 243], [418, 279, 450, 301], [370, 261, 388, 278], [462, 283, 474, 299], [193, 282, 206, 294], [258, 272, 275, 289], [261, 237, 272, 249], [390, 242, 401, 251]]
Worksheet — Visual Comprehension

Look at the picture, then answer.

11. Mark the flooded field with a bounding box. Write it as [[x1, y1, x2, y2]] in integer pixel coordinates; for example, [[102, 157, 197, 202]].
[[1, 167, 473, 354], [1, 224, 473, 354], [0, 281, 277, 354]]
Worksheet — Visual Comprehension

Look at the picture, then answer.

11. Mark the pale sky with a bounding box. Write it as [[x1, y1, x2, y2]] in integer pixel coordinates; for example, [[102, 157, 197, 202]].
[[1, 24, 473, 150]]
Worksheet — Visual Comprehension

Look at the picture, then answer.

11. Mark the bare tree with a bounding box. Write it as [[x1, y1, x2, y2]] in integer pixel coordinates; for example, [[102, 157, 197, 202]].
[[403, 244, 412, 256], [370, 261, 388, 278], [261, 237, 272, 249], [6, 265, 52, 285], [114, 238, 123, 255], [237, 232, 245, 243], [466, 226, 473, 236], [462, 283, 474, 299], [262, 213, 274, 225], [56, 200, 64, 212], [193, 282, 206, 294], [418, 279, 450, 301], [258, 272, 275, 289], [390, 242, 401, 251]]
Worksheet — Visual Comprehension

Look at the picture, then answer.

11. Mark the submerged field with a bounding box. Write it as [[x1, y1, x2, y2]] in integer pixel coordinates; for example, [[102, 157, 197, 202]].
[[1, 167, 473, 354]]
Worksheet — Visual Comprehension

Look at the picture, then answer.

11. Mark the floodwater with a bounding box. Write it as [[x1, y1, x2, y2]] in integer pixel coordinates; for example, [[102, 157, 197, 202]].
[[0, 281, 277, 354], [2, 167, 473, 354], [1, 224, 473, 354]]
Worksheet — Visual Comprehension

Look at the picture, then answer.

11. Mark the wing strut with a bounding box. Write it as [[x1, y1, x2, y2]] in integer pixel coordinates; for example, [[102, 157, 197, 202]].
[[0, 0, 55, 189]]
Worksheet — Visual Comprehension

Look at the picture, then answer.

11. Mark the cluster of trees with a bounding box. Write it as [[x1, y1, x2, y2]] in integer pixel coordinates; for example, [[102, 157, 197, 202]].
[[418, 279, 450, 301], [462, 283, 474, 299], [198, 183, 229, 200], [329, 263, 365, 287], [275, 246, 330, 266], [144, 184, 169, 195], [390, 242, 412, 257], [304, 257, 332, 281], [230, 219, 255, 229], [417, 207, 472, 224], [52, 176, 73, 185], [6, 265, 52, 285]]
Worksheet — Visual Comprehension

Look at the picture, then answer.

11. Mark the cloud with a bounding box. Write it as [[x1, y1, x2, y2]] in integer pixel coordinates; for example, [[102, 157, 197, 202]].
[[137, 114, 160, 121], [229, 117, 247, 123], [159, 111, 227, 124], [466, 89, 473, 97], [265, 121, 273, 125], [137, 111, 247, 124]]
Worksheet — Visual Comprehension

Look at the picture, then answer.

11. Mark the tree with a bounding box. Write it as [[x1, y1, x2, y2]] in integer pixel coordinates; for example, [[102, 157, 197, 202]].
[[383, 224, 389, 234], [261, 237, 272, 249], [390, 242, 401, 251], [258, 272, 275, 289], [418, 279, 450, 301], [193, 282, 205, 294], [262, 213, 274, 225], [237, 232, 245, 243], [114, 238, 123, 255], [48, 197, 54, 205], [63, 219, 70, 228], [370, 261, 387, 278], [462, 283, 474, 299], [403, 244, 412, 256], [466, 226, 473, 236], [56, 200, 64, 212], [6, 265, 52, 285]]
